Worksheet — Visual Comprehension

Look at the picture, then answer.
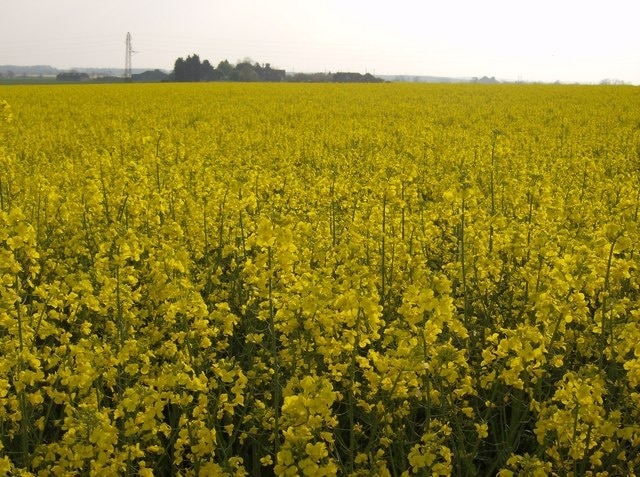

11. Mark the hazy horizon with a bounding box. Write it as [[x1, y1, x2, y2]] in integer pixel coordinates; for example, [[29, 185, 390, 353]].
[[1, 0, 639, 84]]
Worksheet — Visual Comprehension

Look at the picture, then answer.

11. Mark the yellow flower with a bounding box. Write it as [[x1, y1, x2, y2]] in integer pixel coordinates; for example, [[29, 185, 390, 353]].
[[475, 422, 489, 439]]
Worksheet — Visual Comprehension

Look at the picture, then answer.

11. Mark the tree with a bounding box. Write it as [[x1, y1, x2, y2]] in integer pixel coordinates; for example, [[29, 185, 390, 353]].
[[185, 54, 201, 82], [235, 61, 259, 82], [201, 60, 219, 81], [174, 57, 186, 81], [173, 54, 205, 82], [216, 60, 234, 80]]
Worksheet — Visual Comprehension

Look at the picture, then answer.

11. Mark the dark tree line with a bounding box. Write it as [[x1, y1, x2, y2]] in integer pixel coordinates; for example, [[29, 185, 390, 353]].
[[171, 54, 384, 83], [171, 54, 285, 82], [173, 55, 218, 81], [289, 71, 383, 83]]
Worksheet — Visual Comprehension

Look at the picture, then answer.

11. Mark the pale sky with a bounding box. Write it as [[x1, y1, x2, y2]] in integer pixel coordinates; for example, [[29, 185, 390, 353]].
[[1, 0, 639, 83]]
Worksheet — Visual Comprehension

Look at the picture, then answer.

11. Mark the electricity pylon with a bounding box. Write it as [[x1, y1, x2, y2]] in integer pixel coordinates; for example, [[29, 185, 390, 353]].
[[125, 32, 133, 81]]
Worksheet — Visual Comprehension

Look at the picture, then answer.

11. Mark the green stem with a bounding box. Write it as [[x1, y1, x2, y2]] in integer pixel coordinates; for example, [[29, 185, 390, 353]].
[[381, 196, 387, 303], [203, 197, 209, 255], [99, 159, 111, 225], [330, 180, 336, 248], [115, 264, 125, 347], [238, 186, 247, 255], [15, 275, 30, 468], [15, 276, 24, 355], [421, 312, 431, 429], [401, 182, 405, 242], [572, 401, 580, 475], [461, 195, 469, 333], [489, 134, 497, 255], [347, 310, 362, 473], [599, 239, 616, 364], [267, 246, 280, 458]]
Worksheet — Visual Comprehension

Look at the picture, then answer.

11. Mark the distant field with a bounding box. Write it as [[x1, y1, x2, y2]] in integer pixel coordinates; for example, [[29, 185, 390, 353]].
[[1, 83, 640, 475]]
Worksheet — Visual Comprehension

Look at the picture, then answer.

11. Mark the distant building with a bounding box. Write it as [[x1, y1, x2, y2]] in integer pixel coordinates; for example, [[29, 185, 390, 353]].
[[132, 69, 170, 82], [471, 76, 499, 84], [260, 64, 286, 82], [332, 72, 383, 83], [56, 72, 90, 82]]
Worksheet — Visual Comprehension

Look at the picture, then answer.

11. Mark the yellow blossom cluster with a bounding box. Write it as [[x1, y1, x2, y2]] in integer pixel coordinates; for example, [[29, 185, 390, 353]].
[[1, 82, 640, 475]]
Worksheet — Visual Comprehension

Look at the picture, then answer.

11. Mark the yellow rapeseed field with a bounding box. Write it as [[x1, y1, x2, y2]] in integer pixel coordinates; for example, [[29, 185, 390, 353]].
[[1, 83, 640, 476]]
